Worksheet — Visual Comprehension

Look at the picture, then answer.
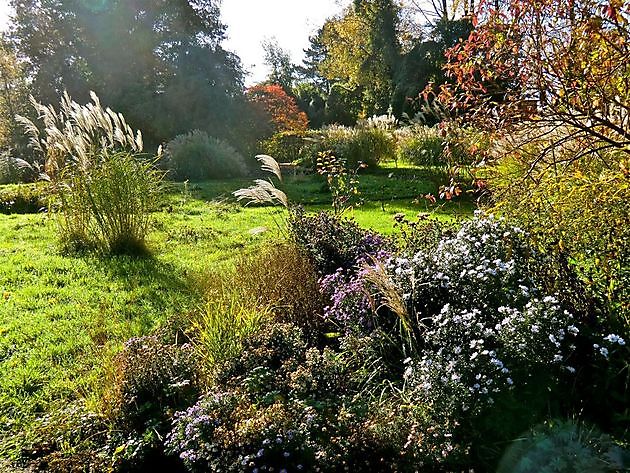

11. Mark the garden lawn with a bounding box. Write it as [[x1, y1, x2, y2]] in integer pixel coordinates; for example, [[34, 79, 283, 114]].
[[0, 166, 474, 459]]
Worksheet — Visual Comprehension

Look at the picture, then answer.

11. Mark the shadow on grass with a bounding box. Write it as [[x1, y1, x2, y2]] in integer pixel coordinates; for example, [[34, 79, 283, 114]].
[[93, 253, 194, 294], [88, 254, 201, 339], [161, 165, 466, 207]]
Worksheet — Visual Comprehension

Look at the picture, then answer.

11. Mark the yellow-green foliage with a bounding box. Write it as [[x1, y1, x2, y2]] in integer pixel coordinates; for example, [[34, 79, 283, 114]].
[[260, 130, 320, 164], [395, 125, 491, 168], [0, 181, 49, 214], [194, 286, 269, 369], [485, 144, 630, 323], [395, 126, 446, 166], [56, 151, 162, 254], [322, 125, 396, 168], [260, 126, 396, 169], [193, 242, 324, 369]]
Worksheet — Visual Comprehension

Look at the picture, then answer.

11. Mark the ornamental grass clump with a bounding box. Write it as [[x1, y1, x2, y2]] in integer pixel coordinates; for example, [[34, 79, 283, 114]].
[[56, 150, 160, 254], [162, 130, 247, 181], [231, 242, 325, 338], [319, 125, 396, 169], [18, 91, 161, 254]]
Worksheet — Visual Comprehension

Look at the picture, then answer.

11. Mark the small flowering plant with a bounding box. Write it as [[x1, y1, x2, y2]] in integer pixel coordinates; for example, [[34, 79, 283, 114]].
[[316, 150, 366, 214], [318, 248, 391, 332], [166, 392, 336, 473], [319, 267, 374, 330], [164, 323, 388, 472], [594, 333, 626, 360], [404, 295, 579, 415]]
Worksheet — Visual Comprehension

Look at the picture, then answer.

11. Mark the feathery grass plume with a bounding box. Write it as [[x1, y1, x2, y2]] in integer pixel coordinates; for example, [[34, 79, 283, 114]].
[[256, 154, 283, 182], [0, 151, 44, 183], [17, 91, 143, 179], [233, 155, 288, 207], [362, 258, 418, 353], [16, 91, 160, 255]]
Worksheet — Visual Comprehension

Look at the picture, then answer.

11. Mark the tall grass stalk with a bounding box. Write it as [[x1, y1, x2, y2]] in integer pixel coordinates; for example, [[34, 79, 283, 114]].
[[362, 258, 420, 355], [233, 155, 288, 208], [194, 291, 269, 369], [17, 91, 143, 179], [234, 155, 289, 235]]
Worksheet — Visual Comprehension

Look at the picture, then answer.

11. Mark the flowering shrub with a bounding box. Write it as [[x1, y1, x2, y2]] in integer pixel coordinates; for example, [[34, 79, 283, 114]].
[[288, 208, 389, 275], [101, 336, 201, 470], [404, 295, 577, 415], [104, 336, 200, 430], [392, 212, 453, 256], [319, 266, 374, 330], [289, 208, 391, 332], [165, 322, 408, 472], [299, 216, 604, 468], [378, 218, 578, 409]]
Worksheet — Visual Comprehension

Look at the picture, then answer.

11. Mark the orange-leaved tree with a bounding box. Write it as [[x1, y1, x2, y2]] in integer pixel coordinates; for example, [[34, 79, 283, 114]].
[[246, 84, 309, 134]]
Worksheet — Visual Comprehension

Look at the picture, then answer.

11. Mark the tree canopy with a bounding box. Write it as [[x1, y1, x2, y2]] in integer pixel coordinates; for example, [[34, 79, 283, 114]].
[[0, 36, 29, 155], [8, 0, 245, 146], [295, 0, 472, 125]]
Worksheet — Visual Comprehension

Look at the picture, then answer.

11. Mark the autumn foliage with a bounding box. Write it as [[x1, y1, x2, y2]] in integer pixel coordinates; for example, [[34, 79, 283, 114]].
[[431, 0, 630, 156], [246, 84, 309, 133]]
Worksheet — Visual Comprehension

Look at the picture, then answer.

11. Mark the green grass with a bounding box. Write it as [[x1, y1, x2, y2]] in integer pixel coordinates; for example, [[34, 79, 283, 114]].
[[0, 165, 474, 460], [182, 163, 451, 206], [0, 203, 281, 456]]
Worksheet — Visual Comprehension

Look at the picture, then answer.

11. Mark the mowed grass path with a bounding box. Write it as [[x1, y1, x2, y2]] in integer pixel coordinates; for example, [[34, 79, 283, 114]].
[[0, 167, 473, 458]]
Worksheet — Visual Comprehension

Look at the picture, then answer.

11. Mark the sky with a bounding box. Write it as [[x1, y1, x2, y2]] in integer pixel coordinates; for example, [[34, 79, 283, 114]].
[[222, 0, 351, 84], [0, 0, 351, 85], [0, 3, 10, 32]]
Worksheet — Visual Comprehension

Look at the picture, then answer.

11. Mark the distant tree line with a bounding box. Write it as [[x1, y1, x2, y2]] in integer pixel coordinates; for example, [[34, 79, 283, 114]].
[[266, 0, 473, 128]]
